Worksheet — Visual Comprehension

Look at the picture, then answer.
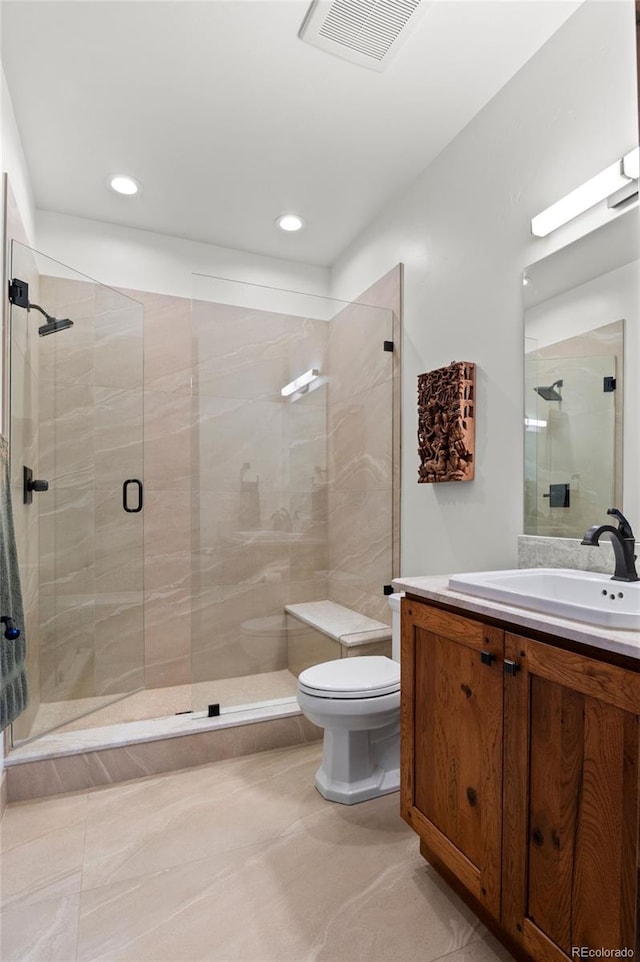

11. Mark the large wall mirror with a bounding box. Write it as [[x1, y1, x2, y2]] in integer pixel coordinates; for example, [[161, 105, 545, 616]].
[[523, 206, 639, 538]]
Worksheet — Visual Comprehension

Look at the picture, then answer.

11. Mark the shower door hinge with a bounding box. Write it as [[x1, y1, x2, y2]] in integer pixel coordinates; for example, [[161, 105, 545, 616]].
[[208, 704, 221, 717], [383, 340, 394, 352], [8, 278, 29, 308], [603, 377, 616, 392]]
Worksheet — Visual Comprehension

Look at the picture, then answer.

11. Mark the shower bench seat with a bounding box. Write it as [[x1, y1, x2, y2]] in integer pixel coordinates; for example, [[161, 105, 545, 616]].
[[284, 601, 392, 675]]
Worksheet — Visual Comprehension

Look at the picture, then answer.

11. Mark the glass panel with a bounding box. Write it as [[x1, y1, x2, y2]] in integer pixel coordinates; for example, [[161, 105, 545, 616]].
[[9, 242, 145, 744], [190, 275, 394, 716]]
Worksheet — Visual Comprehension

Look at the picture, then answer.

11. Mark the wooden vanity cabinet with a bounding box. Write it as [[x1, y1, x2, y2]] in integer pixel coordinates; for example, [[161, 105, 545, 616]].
[[400, 596, 640, 962]]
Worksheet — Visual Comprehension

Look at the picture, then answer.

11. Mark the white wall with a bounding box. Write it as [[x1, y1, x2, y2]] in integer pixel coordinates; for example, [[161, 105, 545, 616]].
[[330, 0, 638, 578], [1, 67, 36, 245], [35, 211, 330, 303]]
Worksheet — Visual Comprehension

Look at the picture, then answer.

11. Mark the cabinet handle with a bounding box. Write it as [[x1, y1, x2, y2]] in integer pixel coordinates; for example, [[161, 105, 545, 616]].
[[480, 650, 496, 666], [504, 659, 520, 676]]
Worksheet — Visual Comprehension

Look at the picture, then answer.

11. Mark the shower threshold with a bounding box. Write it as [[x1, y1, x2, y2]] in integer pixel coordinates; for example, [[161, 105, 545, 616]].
[[5, 672, 319, 802]]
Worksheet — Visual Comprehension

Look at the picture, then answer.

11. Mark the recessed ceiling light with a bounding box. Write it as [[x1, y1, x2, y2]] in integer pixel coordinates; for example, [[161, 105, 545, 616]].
[[276, 213, 305, 232], [109, 175, 140, 196]]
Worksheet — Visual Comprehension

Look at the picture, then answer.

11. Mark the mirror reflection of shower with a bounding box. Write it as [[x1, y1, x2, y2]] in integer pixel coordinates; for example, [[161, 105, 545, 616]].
[[8, 277, 74, 336], [533, 378, 563, 401]]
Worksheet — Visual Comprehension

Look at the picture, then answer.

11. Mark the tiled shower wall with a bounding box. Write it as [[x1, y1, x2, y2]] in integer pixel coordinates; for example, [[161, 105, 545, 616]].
[[189, 301, 330, 695], [10, 266, 399, 719]]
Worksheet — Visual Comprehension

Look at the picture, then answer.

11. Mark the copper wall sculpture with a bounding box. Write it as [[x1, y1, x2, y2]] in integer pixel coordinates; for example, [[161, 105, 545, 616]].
[[417, 361, 475, 483]]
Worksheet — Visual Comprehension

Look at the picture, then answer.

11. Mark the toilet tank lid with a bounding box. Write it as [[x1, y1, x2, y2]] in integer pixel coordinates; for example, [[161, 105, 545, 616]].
[[298, 656, 400, 695]]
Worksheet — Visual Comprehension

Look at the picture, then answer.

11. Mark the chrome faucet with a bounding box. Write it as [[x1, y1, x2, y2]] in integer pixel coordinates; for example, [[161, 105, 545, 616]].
[[581, 508, 639, 582]]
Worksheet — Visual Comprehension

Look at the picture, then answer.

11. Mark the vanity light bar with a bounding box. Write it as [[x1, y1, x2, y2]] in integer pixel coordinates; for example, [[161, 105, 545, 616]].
[[281, 368, 320, 397], [531, 148, 639, 238]]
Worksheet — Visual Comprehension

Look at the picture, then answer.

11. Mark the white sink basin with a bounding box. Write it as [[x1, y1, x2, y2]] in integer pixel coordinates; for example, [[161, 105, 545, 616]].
[[448, 568, 640, 629]]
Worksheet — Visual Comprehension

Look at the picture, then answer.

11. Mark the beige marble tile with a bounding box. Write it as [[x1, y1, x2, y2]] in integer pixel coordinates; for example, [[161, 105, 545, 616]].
[[286, 619, 341, 677], [285, 600, 389, 643], [144, 390, 191, 491], [94, 487, 144, 593], [343, 639, 392, 659], [434, 935, 518, 962], [0, 892, 80, 962], [328, 300, 393, 404], [191, 582, 293, 680], [94, 386, 144, 486], [1, 791, 87, 854], [142, 488, 191, 591], [141, 291, 193, 394], [40, 274, 95, 319], [143, 586, 192, 689], [94, 600, 145, 696], [0, 818, 85, 907], [6, 754, 92, 803], [94, 300, 144, 391], [192, 394, 284, 496], [1, 738, 516, 962], [81, 742, 325, 888], [76, 782, 484, 962], [328, 379, 393, 492], [328, 579, 390, 625], [192, 302, 327, 403], [327, 489, 392, 594], [40, 486, 96, 595]]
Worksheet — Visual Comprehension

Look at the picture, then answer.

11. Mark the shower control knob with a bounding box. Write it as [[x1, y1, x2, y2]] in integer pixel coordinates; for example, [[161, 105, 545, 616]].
[[23, 467, 50, 504], [29, 479, 49, 493]]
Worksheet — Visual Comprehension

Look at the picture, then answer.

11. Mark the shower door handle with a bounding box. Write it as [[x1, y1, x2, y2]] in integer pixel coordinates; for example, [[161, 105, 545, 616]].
[[122, 479, 143, 513]]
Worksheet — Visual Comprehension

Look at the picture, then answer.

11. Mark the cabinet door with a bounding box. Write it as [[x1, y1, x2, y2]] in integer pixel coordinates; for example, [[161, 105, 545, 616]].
[[401, 599, 504, 917], [502, 632, 640, 962]]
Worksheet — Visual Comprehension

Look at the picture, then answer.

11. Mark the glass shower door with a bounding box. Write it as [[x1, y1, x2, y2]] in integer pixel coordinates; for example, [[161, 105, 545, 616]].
[[9, 242, 145, 743], [189, 274, 396, 717]]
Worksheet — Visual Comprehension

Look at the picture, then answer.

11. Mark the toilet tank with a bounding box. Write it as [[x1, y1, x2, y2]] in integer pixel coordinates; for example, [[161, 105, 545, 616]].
[[388, 592, 404, 662]]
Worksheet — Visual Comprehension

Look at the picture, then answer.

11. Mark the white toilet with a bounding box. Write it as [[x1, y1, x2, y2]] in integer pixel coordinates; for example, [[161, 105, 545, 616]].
[[296, 593, 403, 804]]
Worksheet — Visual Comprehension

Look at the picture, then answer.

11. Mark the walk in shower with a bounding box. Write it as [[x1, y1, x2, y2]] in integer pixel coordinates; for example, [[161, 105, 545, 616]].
[[8, 242, 399, 749]]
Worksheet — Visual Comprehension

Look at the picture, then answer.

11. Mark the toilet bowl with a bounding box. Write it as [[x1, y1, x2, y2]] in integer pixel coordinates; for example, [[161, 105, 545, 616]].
[[296, 593, 403, 805]]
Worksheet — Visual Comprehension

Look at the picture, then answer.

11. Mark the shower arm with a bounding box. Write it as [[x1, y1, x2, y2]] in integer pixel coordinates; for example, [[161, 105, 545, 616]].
[[26, 302, 53, 322]]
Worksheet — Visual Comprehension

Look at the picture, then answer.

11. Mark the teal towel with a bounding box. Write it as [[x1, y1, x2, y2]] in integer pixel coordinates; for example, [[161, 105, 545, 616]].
[[0, 434, 28, 731]]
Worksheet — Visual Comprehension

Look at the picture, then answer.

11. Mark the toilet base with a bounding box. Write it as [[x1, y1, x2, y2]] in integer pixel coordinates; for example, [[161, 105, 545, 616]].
[[313, 722, 400, 805], [314, 763, 400, 805]]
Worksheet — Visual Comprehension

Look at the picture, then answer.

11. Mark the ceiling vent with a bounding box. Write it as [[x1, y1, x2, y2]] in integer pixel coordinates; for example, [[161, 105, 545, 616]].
[[299, 0, 427, 72]]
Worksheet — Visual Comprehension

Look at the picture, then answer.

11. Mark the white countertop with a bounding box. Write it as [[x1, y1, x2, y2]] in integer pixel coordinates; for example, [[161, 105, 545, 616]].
[[392, 574, 640, 663]]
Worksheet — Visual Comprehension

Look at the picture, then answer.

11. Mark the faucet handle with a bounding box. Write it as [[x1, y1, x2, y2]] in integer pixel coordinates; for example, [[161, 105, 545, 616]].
[[607, 508, 635, 539]]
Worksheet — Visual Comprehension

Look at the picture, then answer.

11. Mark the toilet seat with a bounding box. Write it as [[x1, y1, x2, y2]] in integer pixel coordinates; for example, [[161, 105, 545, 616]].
[[298, 656, 400, 699]]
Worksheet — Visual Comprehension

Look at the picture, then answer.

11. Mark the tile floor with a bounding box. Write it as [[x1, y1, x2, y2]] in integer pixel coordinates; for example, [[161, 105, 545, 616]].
[[0, 742, 515, 962]]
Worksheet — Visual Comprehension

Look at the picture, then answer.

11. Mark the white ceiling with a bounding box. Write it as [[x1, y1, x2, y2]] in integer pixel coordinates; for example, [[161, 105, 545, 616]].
[[1, 0, 583, 266]]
